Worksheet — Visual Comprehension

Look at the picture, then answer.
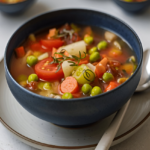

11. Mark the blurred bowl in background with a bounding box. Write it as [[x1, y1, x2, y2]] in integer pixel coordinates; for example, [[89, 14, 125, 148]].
[[0, 0, 36, 14], [113, 0, 150, 13]]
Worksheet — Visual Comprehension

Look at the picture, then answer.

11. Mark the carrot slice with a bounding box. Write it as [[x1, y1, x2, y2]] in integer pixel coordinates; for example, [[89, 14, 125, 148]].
[[15, 46, 25, 58], [47, 28, 57, 39], [95, 57, 108, 78], [60, 77, 79, 94], [84, 26, 93, 35], [52, 48, 62, 58], [52, 48, 70, 58], [105, 82, 119, 92]]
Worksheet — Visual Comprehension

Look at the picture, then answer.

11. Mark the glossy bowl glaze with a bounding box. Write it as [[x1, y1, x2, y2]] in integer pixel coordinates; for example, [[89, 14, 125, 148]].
[[4, 9, 143, 127], [113, 0, 150, 12], [0, 0, 36, 14]]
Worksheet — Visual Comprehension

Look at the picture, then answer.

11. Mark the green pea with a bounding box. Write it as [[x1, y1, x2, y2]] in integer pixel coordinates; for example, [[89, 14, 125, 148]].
[[82, 84, 92, 94], [89, 47, 98, 55], [91, 86, 102, 96], [38, 82, 45, 90], [97, 41, 108, 50], [26, 55, 38, 67], [28, 74, 38, 82], [62, 93, 73, 99], [17, 75, 27, 82], [43, 82, 51, 90], [102, 72, 114, 83], [90, 52, 100, 63], [84, 36, 94, 44]]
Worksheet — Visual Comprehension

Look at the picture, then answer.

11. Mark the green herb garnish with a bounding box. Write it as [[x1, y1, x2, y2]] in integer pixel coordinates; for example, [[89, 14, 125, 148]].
[[50, 50, 87, 72]]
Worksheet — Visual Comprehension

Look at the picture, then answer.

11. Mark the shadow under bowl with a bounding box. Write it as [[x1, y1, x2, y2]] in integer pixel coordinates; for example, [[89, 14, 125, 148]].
[[113, 0, 150, 13], [0, 0, 36, 14], [4, 9, 143, 127]]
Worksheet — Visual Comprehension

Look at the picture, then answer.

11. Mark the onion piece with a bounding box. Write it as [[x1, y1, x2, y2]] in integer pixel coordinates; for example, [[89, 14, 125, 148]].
[[62, 61, 76, 78], [86, 63, 96, 72], [58, 40, 86, 57], [105, 31, 117, 42], [38, 52, 49, 61]]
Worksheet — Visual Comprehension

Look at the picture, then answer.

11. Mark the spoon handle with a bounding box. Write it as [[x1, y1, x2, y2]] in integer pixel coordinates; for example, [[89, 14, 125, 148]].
[[95, 99, 131, 150]]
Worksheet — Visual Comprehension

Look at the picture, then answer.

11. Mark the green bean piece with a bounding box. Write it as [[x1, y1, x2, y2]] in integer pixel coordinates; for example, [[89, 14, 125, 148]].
[[89, 47, 98, 55], [62, 93, 73, 99], [82, 84, 92, 94], [38, 82, 45, 90], [102, 72, 114, 83], [90, 52, 100, 63], [84, 36, 94, 44], [43, 82, 51, 90], [97, 41, 107, 50], [26, 55, 38, 67], [91, 86, 102, 96], [28, 74, 38, 82]]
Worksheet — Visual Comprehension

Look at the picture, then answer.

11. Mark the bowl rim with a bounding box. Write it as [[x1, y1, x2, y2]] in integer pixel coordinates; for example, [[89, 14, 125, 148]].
[[0, 0, 31, 5], [4, 8, 143, 102]]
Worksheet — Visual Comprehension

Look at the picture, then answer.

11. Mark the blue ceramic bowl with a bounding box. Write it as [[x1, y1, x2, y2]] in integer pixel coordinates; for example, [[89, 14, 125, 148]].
[[113, 0, 150, 12], [0, 0, 36, 14], [4, 9, 143, 127]]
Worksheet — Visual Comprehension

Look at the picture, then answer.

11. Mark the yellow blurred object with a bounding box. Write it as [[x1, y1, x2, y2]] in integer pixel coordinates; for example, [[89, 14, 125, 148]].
[[120, 63, 134, 75], [29, 34, 36, 42], [117, 78, 128, 84], [109, 48, 122, 57], [33, 51, 42, 57], [19, 81, 27, 87]]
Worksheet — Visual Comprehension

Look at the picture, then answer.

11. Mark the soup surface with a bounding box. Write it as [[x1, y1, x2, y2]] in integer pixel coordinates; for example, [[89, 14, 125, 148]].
[[10, 24, 137, 99], [0, 0, 24, 4]]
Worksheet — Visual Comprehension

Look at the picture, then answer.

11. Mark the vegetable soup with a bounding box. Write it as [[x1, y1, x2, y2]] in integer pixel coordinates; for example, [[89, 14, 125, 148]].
[[10, 24, 137, 99]]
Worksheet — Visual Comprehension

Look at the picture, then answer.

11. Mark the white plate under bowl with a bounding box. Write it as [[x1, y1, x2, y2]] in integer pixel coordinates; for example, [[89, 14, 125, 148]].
[[0, 60, 150, 150]]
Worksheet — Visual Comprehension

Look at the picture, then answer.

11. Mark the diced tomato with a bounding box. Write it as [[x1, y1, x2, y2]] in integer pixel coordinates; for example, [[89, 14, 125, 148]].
[[30, 42, 48, 52], [15, 46, 25, 58], [35, 57, 64, 81], [40, 39, 64, 50]]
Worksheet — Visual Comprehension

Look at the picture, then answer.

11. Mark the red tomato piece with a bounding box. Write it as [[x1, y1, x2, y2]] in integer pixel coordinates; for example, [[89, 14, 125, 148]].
[[40, 39, 64, 50], [30, 42, 48, 52], [35, 57, 64, 81]]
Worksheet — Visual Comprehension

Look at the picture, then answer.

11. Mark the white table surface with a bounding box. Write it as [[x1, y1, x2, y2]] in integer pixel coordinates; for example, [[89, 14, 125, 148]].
[[0, 0, 150, 149]]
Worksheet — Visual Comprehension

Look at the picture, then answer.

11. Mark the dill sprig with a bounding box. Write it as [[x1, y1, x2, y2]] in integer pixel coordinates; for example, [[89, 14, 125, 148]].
[[50, 50, 87, 72]]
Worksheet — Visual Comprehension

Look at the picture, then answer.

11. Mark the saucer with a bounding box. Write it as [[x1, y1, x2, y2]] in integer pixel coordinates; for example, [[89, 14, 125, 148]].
[[0, 60, 150, 150]]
